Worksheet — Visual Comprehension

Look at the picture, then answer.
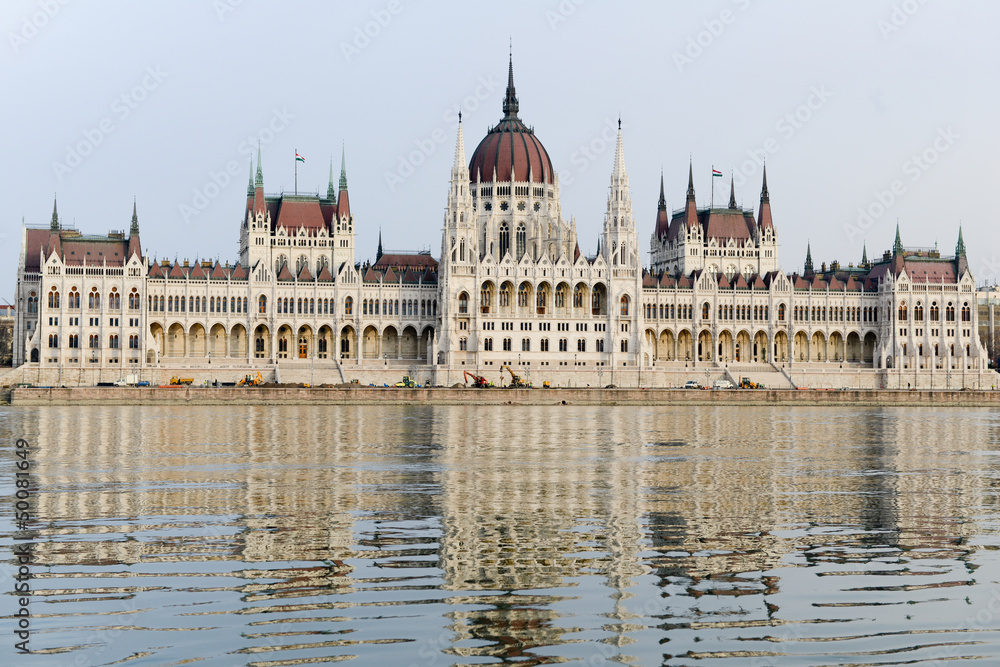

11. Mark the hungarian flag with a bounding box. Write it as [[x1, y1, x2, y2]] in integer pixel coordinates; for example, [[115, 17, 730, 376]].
[[295, 152, 305, 163], [712, 169, 723, 177]]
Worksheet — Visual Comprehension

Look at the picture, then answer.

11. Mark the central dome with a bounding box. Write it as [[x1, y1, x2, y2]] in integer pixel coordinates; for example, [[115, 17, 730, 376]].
[[468, 57, 554, 185]]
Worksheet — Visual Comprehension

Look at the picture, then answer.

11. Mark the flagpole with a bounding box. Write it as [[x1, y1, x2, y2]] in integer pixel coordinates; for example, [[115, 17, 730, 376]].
[[294, 148, 297, 195]]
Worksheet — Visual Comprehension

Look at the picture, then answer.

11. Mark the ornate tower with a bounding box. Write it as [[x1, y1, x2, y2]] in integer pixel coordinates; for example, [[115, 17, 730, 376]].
[[331, 147, 355, 270], [601, 121, 638, 269]]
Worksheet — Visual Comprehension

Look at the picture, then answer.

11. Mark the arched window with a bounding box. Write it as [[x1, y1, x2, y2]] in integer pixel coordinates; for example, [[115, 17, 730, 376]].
[[48, 334, 58, 348], [702, 302, 710, 320], [518, 284, 529, 308], [962, 302, 971, 322], [914, 302, 923, 321], [48, 287, 60, 309], [930, 302, 939, 320], [620, 295, 630, 316], [258, 295, 267, 315], [516, 223, 526, 260], [89, 334, 99, 348], [499, 222, 510, 258], [27, 293, 37, 314], [109, 334, 119, 349], [69, 289, 80, 309], [109, 289, 120, 310], [898, 301, 907, 321], [621, 339, 628, 353], [89, 288, 100, 309], [458, 292, 468, 314], [129, 289, 139, 310], [344, 296, 353, 316], [129, 335, 139, 349], [946, 302, 955, 322]]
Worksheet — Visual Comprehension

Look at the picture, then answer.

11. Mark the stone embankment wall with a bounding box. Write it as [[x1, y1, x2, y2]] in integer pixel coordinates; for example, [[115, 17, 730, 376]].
[[10, 386, 1000, 407]]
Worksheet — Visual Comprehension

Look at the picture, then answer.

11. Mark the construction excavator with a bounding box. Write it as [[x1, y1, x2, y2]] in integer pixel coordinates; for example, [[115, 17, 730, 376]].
[[501, 365, 527, 388], [463, 370, 490, 388], [238, 372, 263, 387]]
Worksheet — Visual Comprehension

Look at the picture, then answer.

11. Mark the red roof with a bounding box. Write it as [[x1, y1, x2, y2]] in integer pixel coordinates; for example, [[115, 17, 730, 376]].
[[373, 253, 438, 273], [469, 116, 554, 185]]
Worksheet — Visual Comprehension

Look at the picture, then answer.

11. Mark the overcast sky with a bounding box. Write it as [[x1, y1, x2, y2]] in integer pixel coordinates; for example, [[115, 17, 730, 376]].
[[3, 0, 998, 303]]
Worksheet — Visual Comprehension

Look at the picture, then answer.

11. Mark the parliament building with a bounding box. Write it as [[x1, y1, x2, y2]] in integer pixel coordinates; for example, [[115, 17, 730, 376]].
[[12, 58, 992, 389]]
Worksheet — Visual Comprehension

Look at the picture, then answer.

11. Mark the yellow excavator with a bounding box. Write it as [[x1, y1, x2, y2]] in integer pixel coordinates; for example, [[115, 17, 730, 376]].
[[501, 365, 527, 388], [238, 372, 263, 387]]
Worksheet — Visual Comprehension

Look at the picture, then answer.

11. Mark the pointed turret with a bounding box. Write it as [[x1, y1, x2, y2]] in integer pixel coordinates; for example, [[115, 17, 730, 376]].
[[130, 198, 139, 235], [338, 145, 350, 220], [728, 175, 737, 209], [893, 222, 903, 255], [654, 170, 670, 239], [50, 196, 59, 231], [453, 111, 467, 171], [804, 242, 814, 275], [127, 199, 142, 259], [861, 243, 868, 266], [252, 144, 265, 217], [956, 225, 968, 276], [377, 229, 383, 262], [757, 166, 774, 231], [327, 157, 336, 199], [683, 160, 699, 231], [686, 161, 695, 201], [601, 120, 636, 267], [658, 170, 666, 211], [502, 51, 519, 119]]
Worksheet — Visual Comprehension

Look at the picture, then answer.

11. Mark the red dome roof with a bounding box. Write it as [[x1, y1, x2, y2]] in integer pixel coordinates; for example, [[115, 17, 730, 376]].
[[468, 56, 554, 185]]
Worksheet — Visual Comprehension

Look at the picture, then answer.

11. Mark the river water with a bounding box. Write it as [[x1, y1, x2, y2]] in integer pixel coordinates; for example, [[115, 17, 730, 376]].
[[2, 404, 1000, 665]]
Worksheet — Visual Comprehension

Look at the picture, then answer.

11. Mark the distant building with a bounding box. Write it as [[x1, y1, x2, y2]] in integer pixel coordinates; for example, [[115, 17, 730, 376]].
[[0, 303, 14, 366], [10, 55, 994, 388]]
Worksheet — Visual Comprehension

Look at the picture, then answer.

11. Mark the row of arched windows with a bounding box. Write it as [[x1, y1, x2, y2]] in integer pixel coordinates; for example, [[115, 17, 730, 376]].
[[44, 287, 138, 310], [47, 333, 136, 349], [898, 301, 969, 322]]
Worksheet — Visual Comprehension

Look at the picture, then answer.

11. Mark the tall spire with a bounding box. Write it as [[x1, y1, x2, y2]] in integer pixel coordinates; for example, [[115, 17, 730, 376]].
[[130, 198, 139, 235], [728, 175, 737, 209], [861, 243, 868, 266], [453, 112, 466, 171], [254, 142, 263, 188], [804, 242, 814, 274], [893, 222, 903, 255], [339, 145, 348, 191], [956, 225, 966, 258], [760, 164, 769, 201], [327, 156, 336, 199], [50, 195, 59, 231], [611, 119, 627, 182], [658, 170, 666, 211], [377, 229, 383, 261], [686, 161, 695, 201], [502, 51, 519, 119]]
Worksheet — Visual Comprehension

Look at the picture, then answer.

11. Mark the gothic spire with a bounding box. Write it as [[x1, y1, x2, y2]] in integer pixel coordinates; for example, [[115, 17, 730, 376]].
[[804, 242, 814, 274], [327, 156, 336, 199], [50, 195, 59, 231], [611, 119, 627, 182], [861, 243, 868, 265], [893, 222, 903, 255], [728, 175, 737, 209], [956, 224, 966, 258], [760, 164, 769, 201], [254, 142, 263, 188], [453, 112, 467, 172], [502, 51, 519, 119], [377, 229, 383, 261], [686, 160, 695, 201], [339, 145, 348, 191], [130, 198, 139, 235], [658, 170, 666, 211]]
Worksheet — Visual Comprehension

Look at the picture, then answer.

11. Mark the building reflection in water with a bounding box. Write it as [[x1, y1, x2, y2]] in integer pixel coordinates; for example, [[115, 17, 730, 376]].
[[10, 403, 1000, 664]]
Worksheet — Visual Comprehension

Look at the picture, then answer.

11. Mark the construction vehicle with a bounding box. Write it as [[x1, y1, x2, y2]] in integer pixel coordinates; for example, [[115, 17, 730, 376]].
[[542, 381, 551, 388], [738, 377, 763, 389], [463, 371, 489, 388], [394, 375, 416, 388], [501, 365, 527, 388], [169, 377, 194, 386], [238, 372, 263, 387]]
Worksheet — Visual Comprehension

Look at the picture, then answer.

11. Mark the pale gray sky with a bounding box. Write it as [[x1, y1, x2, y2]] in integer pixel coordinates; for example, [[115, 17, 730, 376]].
[[3, 0, 998, 302]]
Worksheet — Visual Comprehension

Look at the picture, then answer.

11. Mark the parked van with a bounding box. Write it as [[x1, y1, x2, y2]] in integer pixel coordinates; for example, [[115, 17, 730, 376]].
[[712, 379, 734, 390]]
